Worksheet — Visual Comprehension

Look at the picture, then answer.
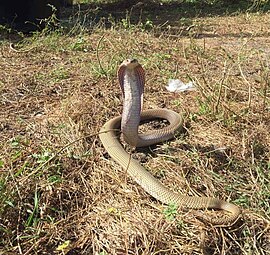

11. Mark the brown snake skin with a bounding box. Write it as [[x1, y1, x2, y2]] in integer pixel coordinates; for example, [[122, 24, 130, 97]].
[[99, 59, 241, 225]]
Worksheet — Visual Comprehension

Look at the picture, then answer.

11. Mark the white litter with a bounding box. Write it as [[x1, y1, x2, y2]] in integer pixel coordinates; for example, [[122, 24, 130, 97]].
[[166, 79, 196, 93]]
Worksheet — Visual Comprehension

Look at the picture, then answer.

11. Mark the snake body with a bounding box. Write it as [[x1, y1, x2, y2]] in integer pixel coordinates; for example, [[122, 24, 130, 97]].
[[99, 59, 241, 225]]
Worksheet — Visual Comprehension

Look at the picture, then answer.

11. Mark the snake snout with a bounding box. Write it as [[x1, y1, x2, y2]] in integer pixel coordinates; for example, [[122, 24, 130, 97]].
[[121, 59, 139, 69]]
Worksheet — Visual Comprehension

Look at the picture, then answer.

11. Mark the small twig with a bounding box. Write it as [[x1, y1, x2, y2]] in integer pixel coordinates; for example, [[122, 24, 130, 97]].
[[188, 75, 209, 101], [238, 62, 252, 110], [24, 236, 47, 255], [124, 150, 133, 185], [260, 59, 269, 116], [96, 34, 106, 75], [173, 62, 179, 79], [214, 60, 228, 114], [16, 204, 23, 254]]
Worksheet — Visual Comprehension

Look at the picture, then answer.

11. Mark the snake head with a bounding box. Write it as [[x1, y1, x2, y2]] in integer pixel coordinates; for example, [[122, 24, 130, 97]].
[[120, 59, 139, 69], [118, 59, 145, 107]]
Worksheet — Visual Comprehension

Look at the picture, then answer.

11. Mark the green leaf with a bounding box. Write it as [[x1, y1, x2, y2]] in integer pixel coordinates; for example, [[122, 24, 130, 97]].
[[56, 240, 71, 251]]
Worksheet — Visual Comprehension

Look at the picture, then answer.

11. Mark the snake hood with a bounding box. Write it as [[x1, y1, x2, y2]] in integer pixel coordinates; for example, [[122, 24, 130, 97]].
[[118, 59, 145, 147]]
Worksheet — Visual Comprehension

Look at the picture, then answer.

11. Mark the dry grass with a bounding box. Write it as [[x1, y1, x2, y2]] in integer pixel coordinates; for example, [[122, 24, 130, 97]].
[[0, 2, 270, 255]]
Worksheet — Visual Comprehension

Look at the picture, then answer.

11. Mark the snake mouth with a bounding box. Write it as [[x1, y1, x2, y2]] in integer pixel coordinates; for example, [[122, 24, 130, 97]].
[[121, 59, 139, 69]]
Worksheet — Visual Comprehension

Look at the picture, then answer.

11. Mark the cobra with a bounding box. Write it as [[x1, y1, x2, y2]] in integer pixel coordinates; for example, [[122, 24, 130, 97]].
[[99, 59, 241, 225]]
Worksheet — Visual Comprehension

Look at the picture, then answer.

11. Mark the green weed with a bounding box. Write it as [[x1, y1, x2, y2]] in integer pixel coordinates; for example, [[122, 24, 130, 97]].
[[70, 36, 87, 51], [50, 66, 70, 81], [0, 177, 11, 213], [32, 151, 52, 164], [196, 97, 211, 116], [26, 187, 40, 227], [163, 203, 178, 221]]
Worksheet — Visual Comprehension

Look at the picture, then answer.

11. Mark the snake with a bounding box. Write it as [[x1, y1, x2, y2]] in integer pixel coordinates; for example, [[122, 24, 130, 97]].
[[99, 59, 241, 225]]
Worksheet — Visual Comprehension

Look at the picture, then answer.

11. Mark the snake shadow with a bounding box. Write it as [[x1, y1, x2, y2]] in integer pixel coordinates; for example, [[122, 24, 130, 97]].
[[134, 119, 239, 174]]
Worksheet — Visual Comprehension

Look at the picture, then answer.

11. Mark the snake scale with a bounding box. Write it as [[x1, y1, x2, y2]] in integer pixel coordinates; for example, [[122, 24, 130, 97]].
[[99, 59, 241, 225]]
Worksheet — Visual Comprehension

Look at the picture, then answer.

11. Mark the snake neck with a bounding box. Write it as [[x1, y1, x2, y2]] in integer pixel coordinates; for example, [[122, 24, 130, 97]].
[[121, 69, 141, 147]]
